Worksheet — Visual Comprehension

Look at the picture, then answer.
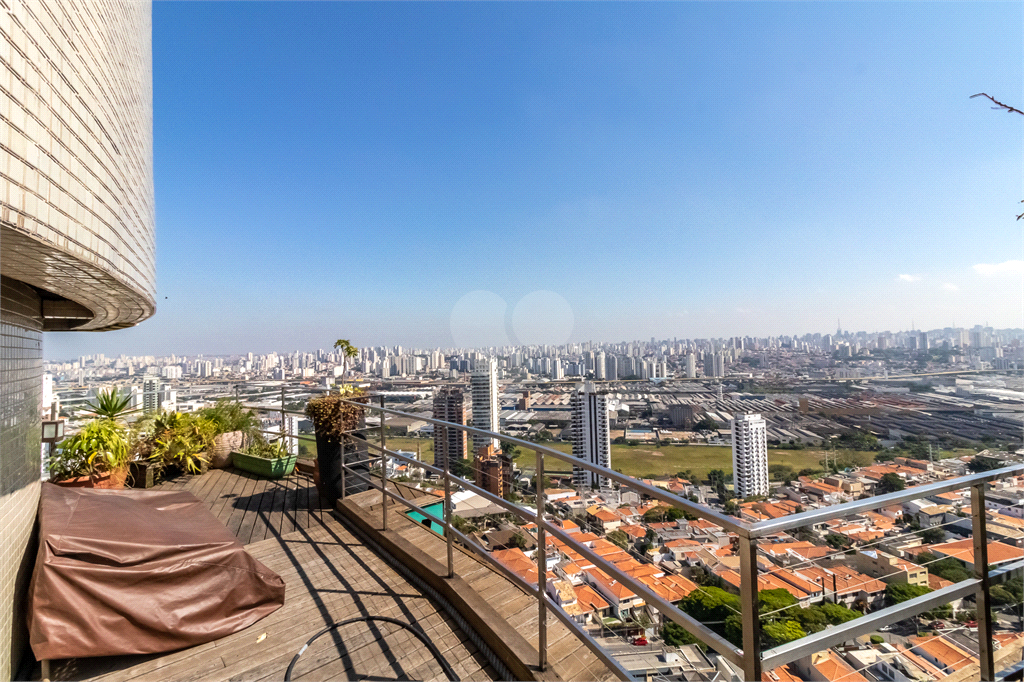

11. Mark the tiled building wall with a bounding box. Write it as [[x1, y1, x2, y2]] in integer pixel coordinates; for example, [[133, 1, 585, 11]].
[[0, 277, 42, 681], [0, 0, 156, 330]]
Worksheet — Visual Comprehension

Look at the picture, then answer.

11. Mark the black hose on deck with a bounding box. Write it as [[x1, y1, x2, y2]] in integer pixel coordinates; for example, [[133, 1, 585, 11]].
[[284, 615, 460, 681]]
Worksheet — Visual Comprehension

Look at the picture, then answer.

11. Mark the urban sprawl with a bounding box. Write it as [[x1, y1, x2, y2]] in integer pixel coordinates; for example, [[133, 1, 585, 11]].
[[49, 324, 1024, 681]]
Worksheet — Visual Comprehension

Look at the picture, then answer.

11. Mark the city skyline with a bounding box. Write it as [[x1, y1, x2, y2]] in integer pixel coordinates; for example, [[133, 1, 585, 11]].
[[44, 1, 1023, 360], [44, 320, 1024, 363]]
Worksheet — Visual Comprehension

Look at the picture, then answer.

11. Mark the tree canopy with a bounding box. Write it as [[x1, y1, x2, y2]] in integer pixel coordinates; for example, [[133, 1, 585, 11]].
[[876, 473, 906, 494]]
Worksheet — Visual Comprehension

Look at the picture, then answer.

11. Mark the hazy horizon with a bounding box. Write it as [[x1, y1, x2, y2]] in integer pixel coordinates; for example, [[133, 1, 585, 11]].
[[44, 2, 1023, 360]]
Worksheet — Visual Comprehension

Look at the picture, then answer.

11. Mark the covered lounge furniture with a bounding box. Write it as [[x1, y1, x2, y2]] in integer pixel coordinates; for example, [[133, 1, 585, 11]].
[[28, 483, 285, 660]]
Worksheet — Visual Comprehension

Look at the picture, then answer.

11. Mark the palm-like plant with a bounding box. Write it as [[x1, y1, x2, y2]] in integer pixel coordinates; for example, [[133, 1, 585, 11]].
[[333, 339, 359, 387], [85, 387, 133, 422], [50, 419, 130, 480]]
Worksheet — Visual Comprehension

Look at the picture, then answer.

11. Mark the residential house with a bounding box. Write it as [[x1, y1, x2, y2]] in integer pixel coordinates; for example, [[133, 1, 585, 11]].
[[855, 550, 928, 587]]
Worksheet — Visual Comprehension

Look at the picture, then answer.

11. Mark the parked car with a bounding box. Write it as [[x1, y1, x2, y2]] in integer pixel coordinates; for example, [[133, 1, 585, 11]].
[[633, 637, 649, 646]]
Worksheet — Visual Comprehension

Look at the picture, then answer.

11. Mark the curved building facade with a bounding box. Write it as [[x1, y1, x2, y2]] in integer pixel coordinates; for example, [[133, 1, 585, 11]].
[[0, 1, 155, 677]]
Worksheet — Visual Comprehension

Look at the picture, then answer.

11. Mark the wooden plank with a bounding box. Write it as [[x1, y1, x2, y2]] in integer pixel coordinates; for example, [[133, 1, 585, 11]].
[[216, 469, 253, 538], [294, 474, 311, 529], [279, 475, 298, 536], [227, 471, 262, 542], [260, 478, 288, 542], [242, 476, 274, 545], [185, 467, 220, 504], [206, 468, 243, 526]]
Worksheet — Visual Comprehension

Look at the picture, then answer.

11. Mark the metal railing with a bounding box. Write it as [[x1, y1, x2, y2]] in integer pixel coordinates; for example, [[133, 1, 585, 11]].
[[235, 384, 1024, 682]]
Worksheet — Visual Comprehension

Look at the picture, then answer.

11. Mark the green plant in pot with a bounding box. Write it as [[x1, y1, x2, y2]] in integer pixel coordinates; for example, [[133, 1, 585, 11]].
[[197, 399, 260, 468], [232, 436, 299, 478], [305, 385, 367, 504], [49, 419, 131, 488], [146, 412, 217, 475], [85, 387, 134, 422]]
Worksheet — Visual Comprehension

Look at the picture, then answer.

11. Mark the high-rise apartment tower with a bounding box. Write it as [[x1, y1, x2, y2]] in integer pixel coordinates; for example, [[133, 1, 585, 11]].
[[731, 413, 769, 498], [570, 382, 611, 488], [470, 358, 500, 452], [433, 386, 467, 470]]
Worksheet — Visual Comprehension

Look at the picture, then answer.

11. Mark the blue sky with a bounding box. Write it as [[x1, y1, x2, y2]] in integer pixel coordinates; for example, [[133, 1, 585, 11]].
[[48, 1, 1022, 358]]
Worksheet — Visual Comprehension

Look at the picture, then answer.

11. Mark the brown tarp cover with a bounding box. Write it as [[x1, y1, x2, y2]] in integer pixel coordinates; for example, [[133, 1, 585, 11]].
[[28, 482, 285, 660]]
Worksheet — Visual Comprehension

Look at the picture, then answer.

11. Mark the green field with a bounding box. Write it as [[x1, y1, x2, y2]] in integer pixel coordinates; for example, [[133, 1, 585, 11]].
[[304, 435, 973, 484], [382, 437, 825, 482]]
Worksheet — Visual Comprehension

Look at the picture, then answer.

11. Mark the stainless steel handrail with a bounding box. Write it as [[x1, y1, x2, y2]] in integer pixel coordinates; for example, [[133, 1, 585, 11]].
[[262, 384, 1023, 680], [748, 464, 1024, 537]]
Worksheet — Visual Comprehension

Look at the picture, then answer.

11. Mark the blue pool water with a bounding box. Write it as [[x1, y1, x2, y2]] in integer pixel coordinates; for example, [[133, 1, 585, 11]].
[[406, 501, 446, 534]]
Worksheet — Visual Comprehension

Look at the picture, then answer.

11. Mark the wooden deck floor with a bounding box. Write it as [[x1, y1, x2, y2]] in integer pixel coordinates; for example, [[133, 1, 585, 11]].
[[350, 487, 618, 682], [149, 466, 327, 545], [47, 469, 497, 682]]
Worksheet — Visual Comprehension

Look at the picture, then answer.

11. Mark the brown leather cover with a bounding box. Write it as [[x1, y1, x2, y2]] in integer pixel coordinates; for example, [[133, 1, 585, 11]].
[[28, 482, 285, 660]]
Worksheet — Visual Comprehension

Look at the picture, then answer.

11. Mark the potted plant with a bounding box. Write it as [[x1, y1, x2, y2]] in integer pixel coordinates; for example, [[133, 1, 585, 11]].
[[49, 419, 131, 488], [232, 437, 298, 478], [145, 412, 217, 475], [305, 385, 367, 505], [197, 399, 260, 468]]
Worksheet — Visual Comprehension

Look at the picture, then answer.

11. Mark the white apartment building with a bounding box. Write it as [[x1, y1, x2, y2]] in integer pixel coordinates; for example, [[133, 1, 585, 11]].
[[142, 376, 161, 413], [732, 413, 769, 498], [686, 353, 697, 378], [570, 381, 611, 488], [470, 358, 500, 452]]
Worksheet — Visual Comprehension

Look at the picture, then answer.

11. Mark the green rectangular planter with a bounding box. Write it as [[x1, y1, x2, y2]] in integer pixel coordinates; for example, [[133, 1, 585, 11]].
[[231, 450, 298, 478]]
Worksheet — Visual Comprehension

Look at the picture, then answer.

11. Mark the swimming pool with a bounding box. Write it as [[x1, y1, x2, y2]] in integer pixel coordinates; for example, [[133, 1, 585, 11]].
[[405, 501, 446, 534]]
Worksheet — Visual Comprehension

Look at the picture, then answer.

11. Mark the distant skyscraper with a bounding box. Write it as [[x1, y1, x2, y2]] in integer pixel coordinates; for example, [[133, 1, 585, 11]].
[[433, 386, 467, 470], [686, 353, 696, 378], [570, 382, 611, 488], [142, 376, 160, 413], [732, 413, 769, 498], [471, 358, 500, 452], [919, 332, 929, 350], [594, 351, 606, 380], [606, 354, 618, 380]]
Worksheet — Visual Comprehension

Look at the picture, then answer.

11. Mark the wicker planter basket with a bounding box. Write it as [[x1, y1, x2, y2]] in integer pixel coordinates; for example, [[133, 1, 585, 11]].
[[210, 431, 246, 469]]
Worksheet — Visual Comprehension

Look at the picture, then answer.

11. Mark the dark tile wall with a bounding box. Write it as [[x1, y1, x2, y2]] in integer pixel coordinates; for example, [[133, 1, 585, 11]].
[[1, 276, 42, 497]]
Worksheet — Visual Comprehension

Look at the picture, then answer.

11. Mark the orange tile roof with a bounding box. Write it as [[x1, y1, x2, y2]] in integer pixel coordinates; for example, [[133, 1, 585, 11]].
[[796, 566, 886, 596], [908, 635, 976, 671], [762, 664, 803, 682], [928, 539, 1024, 566], [586, 568, 639, 601], [619, 524, 647, 539], [810, 650, 869, 682], [573, 584, 610, 613], [894, 644, 949, 679]]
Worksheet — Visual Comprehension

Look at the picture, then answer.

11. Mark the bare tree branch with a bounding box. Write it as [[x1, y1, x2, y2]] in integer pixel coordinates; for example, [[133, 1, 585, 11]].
[[971, 92, 1024, 116], [972, 94, 1024, 219]]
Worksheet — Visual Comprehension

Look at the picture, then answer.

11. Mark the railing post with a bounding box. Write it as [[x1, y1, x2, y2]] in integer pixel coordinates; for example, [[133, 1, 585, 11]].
[[380, 395, 388, 531], [972, 482, 995, 681], [340, 434, 347, 501], [280, 386, 287, 456], [443, 424, 454, 579], [738, 533, 762, 682], [536, 449, 548, 672]]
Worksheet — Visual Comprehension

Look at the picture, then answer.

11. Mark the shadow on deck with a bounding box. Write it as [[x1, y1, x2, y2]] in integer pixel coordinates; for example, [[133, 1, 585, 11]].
[[46, 468, 498, 682]]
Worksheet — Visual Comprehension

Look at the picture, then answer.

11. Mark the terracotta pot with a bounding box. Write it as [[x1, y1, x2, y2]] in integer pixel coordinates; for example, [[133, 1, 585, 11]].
[[210, 431, 245, 469], [53, 467, 129, 489]]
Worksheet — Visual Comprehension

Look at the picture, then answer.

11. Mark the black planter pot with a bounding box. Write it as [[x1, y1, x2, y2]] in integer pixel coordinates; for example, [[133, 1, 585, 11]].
[[343, 434, 370, 497], [315, 433, 343, 507]]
